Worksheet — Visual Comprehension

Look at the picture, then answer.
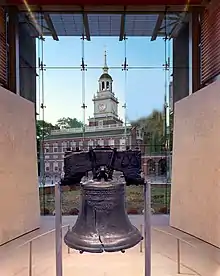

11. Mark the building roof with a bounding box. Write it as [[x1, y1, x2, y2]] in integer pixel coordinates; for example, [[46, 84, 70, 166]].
[[45, 126, 131, 141], [99, 73, 113, 80], [8, 1, 205, 5]]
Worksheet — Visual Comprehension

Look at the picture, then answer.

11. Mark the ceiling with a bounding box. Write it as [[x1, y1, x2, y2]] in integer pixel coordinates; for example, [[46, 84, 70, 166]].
[[6, 0, 205, 5], [19, 11, 189, 41]]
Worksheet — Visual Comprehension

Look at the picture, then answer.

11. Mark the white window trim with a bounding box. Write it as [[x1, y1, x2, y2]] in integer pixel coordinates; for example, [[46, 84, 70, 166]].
[[44, 143, 50, 153], [98, 139, 104, 146], [45, 162, 50, 171], [62, 142, 67, 153], [53, 143, 58, 153], [120, 138, 126, 150], [108, 138, 115, 146], [53, 162, 59, 172]]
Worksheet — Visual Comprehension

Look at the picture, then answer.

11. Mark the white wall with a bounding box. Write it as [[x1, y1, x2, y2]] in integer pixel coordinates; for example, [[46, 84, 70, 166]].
[[0, 87, 40, 245], [170, 80, 220, 248]]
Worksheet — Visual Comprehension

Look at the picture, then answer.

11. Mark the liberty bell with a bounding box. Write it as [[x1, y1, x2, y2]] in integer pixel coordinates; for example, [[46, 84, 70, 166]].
[[61, 147, 145, 253]]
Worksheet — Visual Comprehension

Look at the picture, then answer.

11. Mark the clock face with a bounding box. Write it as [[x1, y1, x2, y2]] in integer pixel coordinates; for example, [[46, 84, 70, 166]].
[[98, 103, 106, 111]]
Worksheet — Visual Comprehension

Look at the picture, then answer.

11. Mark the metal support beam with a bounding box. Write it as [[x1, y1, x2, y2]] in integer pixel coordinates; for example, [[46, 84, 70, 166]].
[[17, 5, 207, 13], [23, 13, 42, 37], [169, 12, 189, 39], [44, 12, 59, 41], [119, 13, 126, 41], [82, 11, 90, 41], [151, 13, 164, 41]]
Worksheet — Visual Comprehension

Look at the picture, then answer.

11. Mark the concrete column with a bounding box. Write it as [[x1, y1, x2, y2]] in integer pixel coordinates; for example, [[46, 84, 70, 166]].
[[173, 12, 201, 104], [189, 15, 193, 96], [190, 10, 201, 93], [173, 23, 189, 105], [19, 22, 37, 104], [8, 6, 20, 95]]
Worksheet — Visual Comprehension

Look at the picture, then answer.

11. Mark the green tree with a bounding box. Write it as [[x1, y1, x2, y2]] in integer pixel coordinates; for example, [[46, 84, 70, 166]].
[[56, 117, 83, 129], [36, 120, 59, 140], [131, 109, 166, 153], [36, 120, 59, 175]]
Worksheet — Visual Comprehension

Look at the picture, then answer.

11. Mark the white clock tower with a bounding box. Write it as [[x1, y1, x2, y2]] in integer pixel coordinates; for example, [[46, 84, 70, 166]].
[[89, 51, 123, 127]]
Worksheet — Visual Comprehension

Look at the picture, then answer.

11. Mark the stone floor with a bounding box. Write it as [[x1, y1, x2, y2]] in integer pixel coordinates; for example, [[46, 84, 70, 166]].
[[0, 215, 219, 276]]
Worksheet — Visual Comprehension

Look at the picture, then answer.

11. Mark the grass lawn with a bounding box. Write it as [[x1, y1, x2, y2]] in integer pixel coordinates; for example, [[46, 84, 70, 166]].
[[39, 185, 171, 215]]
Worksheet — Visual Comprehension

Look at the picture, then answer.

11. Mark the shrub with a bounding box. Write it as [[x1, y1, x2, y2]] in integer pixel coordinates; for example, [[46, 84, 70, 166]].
[[69, 208, 79, 215], [158, 206, 169, 214], [52, 209, 64, 215], [41, 208, 50, 215], [127, 208, 139, 215]]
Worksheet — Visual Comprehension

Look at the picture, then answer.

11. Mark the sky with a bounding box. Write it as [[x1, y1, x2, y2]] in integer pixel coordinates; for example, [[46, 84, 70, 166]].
[[36, 36, 172, 125]]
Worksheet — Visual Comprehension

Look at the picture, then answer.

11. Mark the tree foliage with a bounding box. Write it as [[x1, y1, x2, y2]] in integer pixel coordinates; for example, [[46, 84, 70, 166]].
[[36, 120, 59, 140], [131, 109, 167, 153], [56, 117, 83, 129], [132, 109, 174, 153], [36, 120, 59, 175], [36, 117, 82, 176]]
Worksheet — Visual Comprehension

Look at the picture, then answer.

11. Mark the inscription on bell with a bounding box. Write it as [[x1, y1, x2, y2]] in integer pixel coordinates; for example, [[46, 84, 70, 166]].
[[84, 183, 123, 211], [87, 201, 117, 211]]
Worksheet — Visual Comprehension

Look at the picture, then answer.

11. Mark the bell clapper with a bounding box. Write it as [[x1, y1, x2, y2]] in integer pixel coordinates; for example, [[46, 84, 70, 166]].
[[79, 250, 84, 254], [121, 249, 125, 253]]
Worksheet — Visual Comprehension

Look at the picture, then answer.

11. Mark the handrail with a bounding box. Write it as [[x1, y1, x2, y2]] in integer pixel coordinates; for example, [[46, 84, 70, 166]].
[[152, 227, 196, 249], [18, 224, 69, 249], [0, 224, 70, 276], [139, 224, 197, 275], [152, 227, 203, 275], [4, 222, 218, 276]]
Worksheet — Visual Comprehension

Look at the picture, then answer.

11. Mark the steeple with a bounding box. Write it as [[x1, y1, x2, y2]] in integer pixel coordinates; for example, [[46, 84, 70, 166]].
[[103, 49, 108, 73], [99, 48, 113, 91]]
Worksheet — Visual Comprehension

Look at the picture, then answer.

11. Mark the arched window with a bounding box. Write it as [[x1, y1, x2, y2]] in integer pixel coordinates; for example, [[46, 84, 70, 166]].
[[102, 81, 105, 90], [158, 159, 167, 176], [147, 159, 156, 175], [106, 81, 109, 89]]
